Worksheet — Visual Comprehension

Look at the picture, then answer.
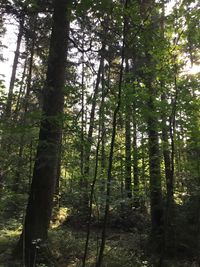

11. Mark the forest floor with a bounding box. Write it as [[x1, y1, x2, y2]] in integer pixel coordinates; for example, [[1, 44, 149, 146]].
[[0, 208, 199, 267]]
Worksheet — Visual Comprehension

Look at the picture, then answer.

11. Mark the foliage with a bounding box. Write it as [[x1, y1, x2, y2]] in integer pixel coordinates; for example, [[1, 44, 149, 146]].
[[0, 0, 200, 265]]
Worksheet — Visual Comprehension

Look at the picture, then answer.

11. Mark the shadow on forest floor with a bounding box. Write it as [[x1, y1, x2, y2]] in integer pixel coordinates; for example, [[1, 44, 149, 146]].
[[0, 206, 199, 267]]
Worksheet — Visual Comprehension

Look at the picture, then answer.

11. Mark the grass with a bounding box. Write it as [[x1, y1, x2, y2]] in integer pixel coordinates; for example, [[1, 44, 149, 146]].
[[0, 219, 21, 267], [0, 209, 199, 266]]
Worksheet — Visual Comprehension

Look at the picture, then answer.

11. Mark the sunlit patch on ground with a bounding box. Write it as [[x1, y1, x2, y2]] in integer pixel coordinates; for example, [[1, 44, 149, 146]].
[[0, 222, 21, 265], [51, 207, 69, 229], [0, 223, 22, 251]]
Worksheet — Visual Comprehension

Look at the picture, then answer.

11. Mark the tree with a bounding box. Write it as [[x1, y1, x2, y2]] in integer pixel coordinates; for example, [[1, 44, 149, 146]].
[[4, 13, 24, 118], [139, 0, 164, 240], [96, 1, 127, 265], [0, 0, 200, 266], [16, 0, 71, 265]]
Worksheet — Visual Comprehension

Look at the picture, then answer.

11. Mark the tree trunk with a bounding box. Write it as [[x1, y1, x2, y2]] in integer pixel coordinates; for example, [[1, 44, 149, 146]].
[[81, 46, 105, 211], [124, 60, 132, 199], [82, 128, 101, 267], [147, 83, 163, 238], [5, 14, 24, 118], [96, 3, 127, 264], [13, 15, 37, 193], [160, 2, 174, 207], [100, 62, 106, 193], [14, 56, 28, 118], [161, 93, 174, 204], [133, 120, 139, 207], [84, 46, 105, 177], [16, 1, 70, 265], [139, 0, 164, 240], [141, 132, 147, 203], [79, 24, 86, 185]]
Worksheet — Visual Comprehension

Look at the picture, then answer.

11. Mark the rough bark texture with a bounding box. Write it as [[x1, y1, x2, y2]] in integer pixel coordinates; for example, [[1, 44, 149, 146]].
[[16, 0, 70, 265]]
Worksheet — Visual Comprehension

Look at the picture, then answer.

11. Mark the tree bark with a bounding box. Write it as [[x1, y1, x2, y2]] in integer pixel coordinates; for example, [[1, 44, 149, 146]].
[[140, 0, 164, 239], [147, 86, 163, 237], [80, 42, 85, 184], [125, 60, 132, 199], [100, 67, 106, 192], [16, 1, 70, 265], [133, 120, 139, 207]]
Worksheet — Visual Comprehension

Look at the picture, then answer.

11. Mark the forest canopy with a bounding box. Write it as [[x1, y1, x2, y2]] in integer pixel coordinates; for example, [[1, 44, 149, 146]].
[[0, 0, 200, 266]]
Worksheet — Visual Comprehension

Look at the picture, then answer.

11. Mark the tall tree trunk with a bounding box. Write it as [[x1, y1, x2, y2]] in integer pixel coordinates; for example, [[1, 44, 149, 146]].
[[5, 14, 24, 118], [161, 93, 174, 204], [0, 15, 25, 195], [162, 69, 178, 255], [141, 132, 147, 202], [13, 15, 37, 193], [80, 29, 85, 184], [133, 120, 139, 207], [147, 82, 163, 238], [16, 1, 70, 265], [82, 124, 102, 267], [160, 2, 174, 207], [96, 3, 127, 264], [124, 60, 132, 199], [161, 91, 175, 257], [100, 62, 106, 193], [14, 56, 28, 118], [81, 46, 105, 211], [82, 58, 108, 266], [140, 0, 164, 240], [168, 70, 178, 203], [84, 46, 105, 177]]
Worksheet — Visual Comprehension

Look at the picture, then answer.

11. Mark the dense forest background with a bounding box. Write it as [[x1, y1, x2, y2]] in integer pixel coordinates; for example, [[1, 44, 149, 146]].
[[0, 0, 200, 266]]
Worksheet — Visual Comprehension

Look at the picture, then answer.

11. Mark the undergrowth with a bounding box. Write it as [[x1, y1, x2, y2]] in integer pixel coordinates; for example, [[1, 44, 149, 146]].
[[0, 206, 199, 266]]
